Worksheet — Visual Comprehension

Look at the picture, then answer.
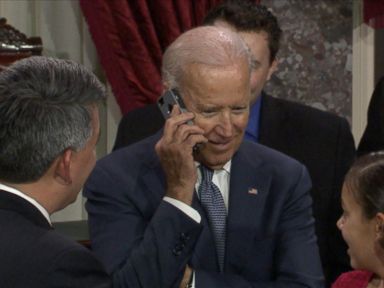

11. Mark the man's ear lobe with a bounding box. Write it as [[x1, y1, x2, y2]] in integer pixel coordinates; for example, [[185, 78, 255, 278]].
[[267, 58, 278, 81], [54, 149, 73, 185], [162, 81, 171, 92]]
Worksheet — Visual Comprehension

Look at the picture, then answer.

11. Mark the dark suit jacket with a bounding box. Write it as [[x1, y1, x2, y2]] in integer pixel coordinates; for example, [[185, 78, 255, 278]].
[[357, 76, 384, 156], [113, 93, 355, 286], [0, 190, 111, 288], [84, 134, 324, 287]]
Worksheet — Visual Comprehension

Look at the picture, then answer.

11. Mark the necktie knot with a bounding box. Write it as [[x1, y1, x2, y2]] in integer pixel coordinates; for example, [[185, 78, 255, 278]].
[[200, 165, 214, 183]]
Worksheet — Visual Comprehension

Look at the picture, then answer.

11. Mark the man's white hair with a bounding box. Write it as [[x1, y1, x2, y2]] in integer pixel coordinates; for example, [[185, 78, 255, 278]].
[[161, 26, 251, 89]]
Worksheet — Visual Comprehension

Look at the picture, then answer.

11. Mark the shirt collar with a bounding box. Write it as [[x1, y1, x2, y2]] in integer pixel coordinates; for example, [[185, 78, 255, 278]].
[[0, 183, 51, 225], [195, 160, 232, 174], [245, 94, 263, 142]]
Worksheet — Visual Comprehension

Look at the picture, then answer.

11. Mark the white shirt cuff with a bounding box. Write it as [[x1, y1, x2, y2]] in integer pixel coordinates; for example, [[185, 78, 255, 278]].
[[191, 270, 196, 287], [163, 196, 201, 223]]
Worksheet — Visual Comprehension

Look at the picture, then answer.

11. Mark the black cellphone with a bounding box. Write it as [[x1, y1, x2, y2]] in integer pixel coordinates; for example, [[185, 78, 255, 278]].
[[157, 89, 201, 151], [157, 89, 193, 125]]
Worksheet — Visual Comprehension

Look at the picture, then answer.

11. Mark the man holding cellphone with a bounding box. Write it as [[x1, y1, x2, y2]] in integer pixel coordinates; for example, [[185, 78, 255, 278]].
[[84, 26, 324, 287], [114, 1, 355, 285]]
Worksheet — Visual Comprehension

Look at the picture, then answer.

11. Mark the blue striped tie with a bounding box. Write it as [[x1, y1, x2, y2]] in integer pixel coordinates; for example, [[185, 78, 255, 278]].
[[198, 165, 227, 272]]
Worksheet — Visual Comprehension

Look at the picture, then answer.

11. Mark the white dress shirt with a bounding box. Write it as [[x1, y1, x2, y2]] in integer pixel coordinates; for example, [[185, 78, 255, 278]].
[[0, 183, 51, 225], [163, 160, 231, 221], [163, 160, 231, 287]]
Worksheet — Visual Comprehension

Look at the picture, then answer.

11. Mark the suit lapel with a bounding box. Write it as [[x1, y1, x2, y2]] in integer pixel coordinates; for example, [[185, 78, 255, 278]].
[[0, 190, 51, 229], [189, 193, 218, 271], [225, 143, 272, 273]]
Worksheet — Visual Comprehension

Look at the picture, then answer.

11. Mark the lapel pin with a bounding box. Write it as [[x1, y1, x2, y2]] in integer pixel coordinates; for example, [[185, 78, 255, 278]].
[[248, 187, 258, 195]]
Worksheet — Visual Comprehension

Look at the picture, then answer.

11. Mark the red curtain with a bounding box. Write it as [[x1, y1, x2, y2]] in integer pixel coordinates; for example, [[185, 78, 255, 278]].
[[364, 0, 384, 29], [80, 0, 223, 114]]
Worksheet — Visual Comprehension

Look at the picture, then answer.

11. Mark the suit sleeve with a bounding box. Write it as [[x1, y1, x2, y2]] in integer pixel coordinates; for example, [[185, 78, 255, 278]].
[[84, 164, 203, 288], [46, 247, 112, 288], [193, 165, 324, 288]]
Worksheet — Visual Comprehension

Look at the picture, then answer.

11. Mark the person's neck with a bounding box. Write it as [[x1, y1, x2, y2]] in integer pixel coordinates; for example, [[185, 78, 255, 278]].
[[7, 181, 56, 215]]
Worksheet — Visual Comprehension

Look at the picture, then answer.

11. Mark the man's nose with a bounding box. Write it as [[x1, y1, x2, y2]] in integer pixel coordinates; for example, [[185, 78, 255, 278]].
[[217, 112, 233, 137]]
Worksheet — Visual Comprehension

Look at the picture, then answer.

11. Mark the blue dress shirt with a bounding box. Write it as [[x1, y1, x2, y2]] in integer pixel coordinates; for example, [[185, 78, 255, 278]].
[[244, 95, 262, 143]]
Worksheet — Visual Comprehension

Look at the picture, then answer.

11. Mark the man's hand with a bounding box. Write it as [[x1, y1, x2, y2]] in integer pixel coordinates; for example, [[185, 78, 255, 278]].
[[155, 105, 207, 205], [179, 265, 193, 288]]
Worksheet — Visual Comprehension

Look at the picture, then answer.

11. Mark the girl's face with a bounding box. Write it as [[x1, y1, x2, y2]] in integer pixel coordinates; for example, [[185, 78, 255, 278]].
[[337, 183, 379, 271]]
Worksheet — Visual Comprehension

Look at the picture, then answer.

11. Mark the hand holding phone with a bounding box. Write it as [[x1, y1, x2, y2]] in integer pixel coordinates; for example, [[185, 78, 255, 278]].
[[155, 89, 206, 204], [157, 89, 201, 152], [157, 89, 193, 125]]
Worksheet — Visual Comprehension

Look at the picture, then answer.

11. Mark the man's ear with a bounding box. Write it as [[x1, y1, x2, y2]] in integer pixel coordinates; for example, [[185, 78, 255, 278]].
[[267, 58, 278, 81], [162, 81, 170, 92], [54, 149, 73, 185]]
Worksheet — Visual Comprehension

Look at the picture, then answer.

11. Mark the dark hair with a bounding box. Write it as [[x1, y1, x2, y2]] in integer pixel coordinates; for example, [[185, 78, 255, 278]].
[[203, 0, 282, 64], [0, 56, 106, 183], [345, 152, 384, 219]]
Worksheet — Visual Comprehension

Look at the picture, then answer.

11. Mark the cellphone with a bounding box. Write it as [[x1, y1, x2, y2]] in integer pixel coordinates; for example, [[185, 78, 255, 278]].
[[157, 89, 201, 151], [157, 89, 193, 125]]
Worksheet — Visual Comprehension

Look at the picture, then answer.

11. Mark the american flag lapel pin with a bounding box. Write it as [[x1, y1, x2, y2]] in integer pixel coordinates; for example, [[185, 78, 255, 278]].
[[248, 187, 258, 195]]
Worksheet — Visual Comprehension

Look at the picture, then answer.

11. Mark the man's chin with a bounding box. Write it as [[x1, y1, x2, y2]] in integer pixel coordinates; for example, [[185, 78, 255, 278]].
[[194, 151, 232, 170]]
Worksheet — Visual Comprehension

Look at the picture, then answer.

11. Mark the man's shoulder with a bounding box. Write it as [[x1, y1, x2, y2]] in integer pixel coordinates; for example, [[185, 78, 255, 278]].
[[0, 203, 50, 239], [239, 140, 304, 169], [31, 229, 102, 269], [0, 210, 90, 264], [235, 141, 311, 195], [1, 210, 86, 252], [0, 216, 109, 287], [96, 132, 160, 174], [264, 94, 348, 125], [121, 103, 161, 123]]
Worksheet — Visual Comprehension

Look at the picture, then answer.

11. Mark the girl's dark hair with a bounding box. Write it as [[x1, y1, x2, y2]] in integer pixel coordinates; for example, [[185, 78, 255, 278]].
[[345, 151, 384, 219]]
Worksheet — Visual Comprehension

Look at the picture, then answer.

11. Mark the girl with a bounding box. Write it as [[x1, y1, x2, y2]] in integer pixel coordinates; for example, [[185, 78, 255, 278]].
[[333, 152, 384, 288]]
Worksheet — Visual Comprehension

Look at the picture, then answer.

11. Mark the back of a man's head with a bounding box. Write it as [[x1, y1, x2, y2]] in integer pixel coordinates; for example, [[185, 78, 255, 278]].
[[203, 0, 282, 63], [0, 56, 105, 184], [161, 25, 251, 90]]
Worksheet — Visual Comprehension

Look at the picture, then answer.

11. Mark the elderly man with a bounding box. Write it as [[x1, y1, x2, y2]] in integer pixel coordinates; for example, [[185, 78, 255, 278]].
[[84, 26, 324, 287], [0, 57, 111, 287], [114, 1, 355, 285]]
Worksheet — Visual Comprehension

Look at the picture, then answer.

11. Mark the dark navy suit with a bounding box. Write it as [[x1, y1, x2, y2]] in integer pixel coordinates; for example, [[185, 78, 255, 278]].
[[113, 93, 356, 286], [357, 76, 384, 156], [84, 133, 324, 287], [0, 190, 111, 288]]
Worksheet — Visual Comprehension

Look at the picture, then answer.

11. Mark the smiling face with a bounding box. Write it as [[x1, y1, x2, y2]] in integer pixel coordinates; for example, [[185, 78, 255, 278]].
[[337, 184, 379, 271], [181, 61, 250, 170]]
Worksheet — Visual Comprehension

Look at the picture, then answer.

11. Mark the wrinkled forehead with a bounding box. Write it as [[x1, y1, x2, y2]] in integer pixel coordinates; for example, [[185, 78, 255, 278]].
[[181, 60, 250, 86], [179, 61, 251, 107]]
